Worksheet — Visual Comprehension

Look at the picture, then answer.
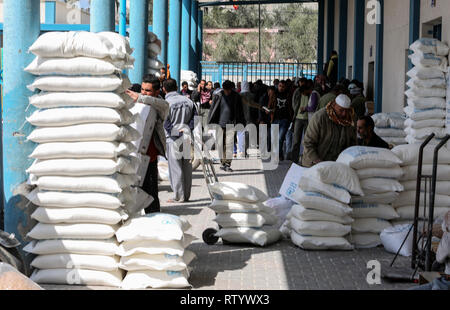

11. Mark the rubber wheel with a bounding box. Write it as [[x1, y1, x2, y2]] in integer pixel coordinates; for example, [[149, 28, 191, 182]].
[[202, 228, 219, 245]]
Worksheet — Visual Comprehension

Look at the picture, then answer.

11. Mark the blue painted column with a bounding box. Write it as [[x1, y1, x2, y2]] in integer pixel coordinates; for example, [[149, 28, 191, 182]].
[[338, 0, 348, 80], [153, 0, 168, 66], [119, 0, 127, 36], [326, 0, 335, 61], [409, 0, 420, 69], [181, 0, 192, 72], [129, 0, 149, 84], [90, 0, 116, 33], [375, 0, 384, 114], [169, 0, 182, 84], [353, 0, 365, 82], [190, 1, 199, 73], [45, 1, 56, 24], [3, 0, 40, 242], [197, 9, 203, 80], [317, 0, 325, 74]]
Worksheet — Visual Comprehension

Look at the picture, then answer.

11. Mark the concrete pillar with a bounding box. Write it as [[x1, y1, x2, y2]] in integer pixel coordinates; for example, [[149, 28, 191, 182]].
[[353, 0, 365, 82], [317, 0, 325, 74], [129, 0, 149, 84], [190, 1, 199, 73], [375, 0, 384, 114], [119, 0, 127, 36], [3, 0, 40, 242], [197, 9, 203, 80], [153, 0, 168, 66], [409, 0, 420, 69], [45, 1, 56, 24], [326, 0, 335, 61], [90, 0, 116, 33], [169, 0, 182, 84], [338, 0, 348, 80], [181, 0, 192, 72]]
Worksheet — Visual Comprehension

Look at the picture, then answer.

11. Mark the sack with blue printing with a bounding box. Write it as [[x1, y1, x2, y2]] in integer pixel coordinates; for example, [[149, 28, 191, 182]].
[[407, 97, 446, 110], [359, 178, 404, 195], [404, 118, 446, 130], [351, 203, 399, 220], [337, 146, 402, 170], [302, 161, 363, 196], [351, 191, 399, 204], [409, 52, 448, 71], [287, 204, 354, 225], [355, 166, 403, 180], [298, 175, 351, 204], [407, 66, 445, 80], [410, 38, 449, 56], [290, 189, 353, 217], [404, 106, 446, 121]]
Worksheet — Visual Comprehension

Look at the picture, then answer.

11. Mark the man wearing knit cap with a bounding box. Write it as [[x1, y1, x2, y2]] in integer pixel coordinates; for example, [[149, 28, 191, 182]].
[[348, 81, 367, 118], [302, 94, 357, 167]]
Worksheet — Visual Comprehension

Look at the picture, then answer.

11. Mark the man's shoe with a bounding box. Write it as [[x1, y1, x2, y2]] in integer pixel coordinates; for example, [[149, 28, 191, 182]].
[[224, 165, 233, 172]]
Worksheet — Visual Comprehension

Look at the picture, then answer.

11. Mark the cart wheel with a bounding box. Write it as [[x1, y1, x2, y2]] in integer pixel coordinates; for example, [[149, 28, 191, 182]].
[[202, 228, 219, 245]]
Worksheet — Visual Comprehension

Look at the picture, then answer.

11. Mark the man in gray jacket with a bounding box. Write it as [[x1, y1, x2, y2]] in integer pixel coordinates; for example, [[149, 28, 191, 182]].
[[163, 78, 197, 203]]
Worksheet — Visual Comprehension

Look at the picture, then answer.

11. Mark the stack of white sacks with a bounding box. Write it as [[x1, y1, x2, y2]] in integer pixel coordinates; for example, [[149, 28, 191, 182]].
[[405, 38, 449, 145], [207, 182, 282, 246], [372, 112, 407, 146], [147, 31, 163, 77], [22, 31, 142, 287], [391, 144, 450, 226], [115, 213, 195, 289], [181, 70, 198, 91], [337, 146, 402, 248], [283, 162, 362, 251]]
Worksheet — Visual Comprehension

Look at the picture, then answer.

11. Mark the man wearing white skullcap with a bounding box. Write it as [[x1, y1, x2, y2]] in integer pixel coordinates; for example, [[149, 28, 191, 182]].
[[301, 93, 357, 167]]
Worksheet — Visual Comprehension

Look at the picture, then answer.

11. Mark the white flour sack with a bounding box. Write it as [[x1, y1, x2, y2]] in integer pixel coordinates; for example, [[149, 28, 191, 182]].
[[404, 118, 446, 130], [380, 224, 414, 257], [34, 174, 137, 193], [347, 233, 382, 249], [351, 203, 399, 220], [374, 128, 406, 137], [288, 204, 354, 225], [27, 223, 118, 240], [25, 56, 122, 76], [407, 66, 445, 80], [31, 269, 123, 287], [148, 42, 162, 55], [115, 213, 191, 243], [214, 226, 281, 247], [395, 206, 450, 220], [31, 207, 126, 225], [29, 141, 136, 160], [117, 235, 196, 257], [410, 38, 450, 56], [407, 97, 446, 110], [302, 161, 363, 196], [24, 239, 119, 256], [351, 192, 399, 204], [213, 212, 278, 228], [337, 146, 402, 169], [393, 191, 450, 208], [406, 77, 446, 89], [29, 31, 130, 60], [29, 92, 134, 109], [27, 107, 134, 127], [291, 190, 353, 217], [119, 251, 196, 272], [290, 231, 353, 251], [121, 270, 190, 289], [409, 53, 448, 70], [208, 182, 269, 203], [27, 124, 140, 143], [31, 254, 119, 272], [298, 175, 351, 204], [404, 106, 446, 121], [147, 58, 164, 70], [351, 218, 392, 234], [372, 112, 406, 128], [209, 199, 275, 215], [401, 165, 450, 181], [356, 166, 403, 180], [290, 217, 351, 237], [359, 178, 404, 194], [28, 74, 131, 92], [404, 126, 447, 139], [402, 180, 450, 195]]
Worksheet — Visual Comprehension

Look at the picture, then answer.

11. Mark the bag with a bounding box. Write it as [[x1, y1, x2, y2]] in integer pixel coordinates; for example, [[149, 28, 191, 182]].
[[404, 106, 446, 121], [119, 251, 196, 272], [28, 74, 131, 92], [406, 86, 446, 98], [31, 254, 119, 272], [27, 223, 118, 240], [407, 66, 445, 80], [302, 161, 364, 196], [401, 165, 450, 181], [401, 180, 450, 195], [117, 234, 196, 257], [407, 97, 446, 110], [290, 190, 353, 217], [121, 270, 190, 289], [404, 126, 447, 139], [356, 166, 403, 180], [359, 178, 404, 194], [148, 42, 162, 55], [214, 212, 278, 228], [347, 233, 382, 249], [27, 107, 134, 127], [208, 182, 269, 203], [374, 128, 406, 137], [147, 58, 164, 70], [289, 217, 351, 237], [115, 213, 191, 242], [351, 218, 392, 234], [31, 207, 126, 225], [351, 203, 400, 220], [24, 239, 119, 256], [372, 112, 406, 128], [382, 137, 407, 146], [209, 199, 275, 215], [351, 192, 399, 204], [410, 38, 450, 56], [129, 103, 154, 153], [27, 124, 140, 143], [380, 224, 414, 257], [395, 206, 450, 220], [298, 176, 351, 204], [337, 146, 402, 169], [288, 204, 354, 225], [214, 226, 281, 247], [404, 118, 446, 130], [406, 77, 446, 89], [31, 268, 123, 287], [290, 231, 353, 251], [408, 53, 447, 70], [29, 92, 134, 109], [121, 187, 154, 216]]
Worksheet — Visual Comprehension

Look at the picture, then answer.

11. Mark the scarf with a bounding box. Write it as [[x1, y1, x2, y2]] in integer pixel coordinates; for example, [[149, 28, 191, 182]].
[[326, 102, 355, 127]]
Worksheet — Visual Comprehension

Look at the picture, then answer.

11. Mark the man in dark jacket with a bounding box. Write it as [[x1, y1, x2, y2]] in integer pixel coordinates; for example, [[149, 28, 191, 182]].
[[357, 115, 390, 149], [208, 80, 245, 172]]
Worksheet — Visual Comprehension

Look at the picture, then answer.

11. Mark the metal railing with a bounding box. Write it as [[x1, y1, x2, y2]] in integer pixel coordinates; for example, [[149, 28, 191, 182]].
[[200, 61, 318, 86]]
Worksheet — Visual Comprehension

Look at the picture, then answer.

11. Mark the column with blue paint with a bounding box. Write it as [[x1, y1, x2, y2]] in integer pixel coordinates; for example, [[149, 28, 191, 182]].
[[190, 1, 199, 74], [197, 9, 203, 80], [129, 0, 149, 84], [353, 0, 365, 82], [409, 0, 420, 69], [181, 0, 192, 74], [338, 0, 348, 80], [375, 0, 384, 114], [169, 0, 182, 84], [3, 0, 40, 242], [119, 0, 127, 36], [90, 0, 116, 33], [45, 1, 56, 24], [317, 0, 325, 74], [326, 0, 335, 61], [153, 0, 168, 67]]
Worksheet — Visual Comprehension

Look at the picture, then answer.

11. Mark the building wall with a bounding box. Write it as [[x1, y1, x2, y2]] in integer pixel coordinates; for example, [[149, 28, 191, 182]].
[[363, 0, 376, 100], [334, 0, 340, 56], [346, 0, 355, 79]]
